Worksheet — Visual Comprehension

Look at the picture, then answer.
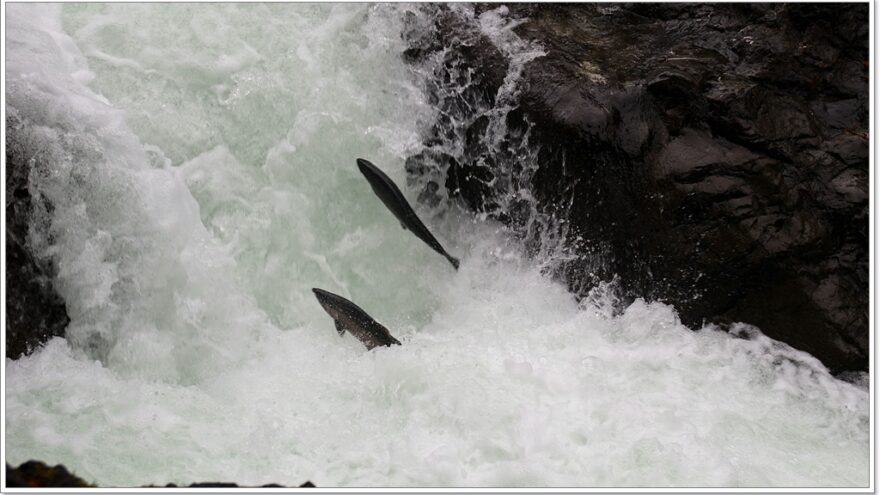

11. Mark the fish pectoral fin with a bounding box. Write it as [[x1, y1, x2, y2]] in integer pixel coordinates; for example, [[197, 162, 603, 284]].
[[400, 221, 408, 231], [334, 320, 347, 336]]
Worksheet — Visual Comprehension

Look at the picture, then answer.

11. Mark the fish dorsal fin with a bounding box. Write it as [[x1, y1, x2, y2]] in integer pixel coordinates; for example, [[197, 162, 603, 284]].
[[334, 320, 347, 336]]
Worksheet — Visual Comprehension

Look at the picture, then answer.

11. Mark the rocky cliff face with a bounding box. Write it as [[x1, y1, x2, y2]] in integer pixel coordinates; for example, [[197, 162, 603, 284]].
[[404, 4, 869, 372], [6, 113, 71, 359]]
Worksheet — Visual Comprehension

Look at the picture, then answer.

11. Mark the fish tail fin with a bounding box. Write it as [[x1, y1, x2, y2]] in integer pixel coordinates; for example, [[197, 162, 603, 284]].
[[447, 255, 460, 271]]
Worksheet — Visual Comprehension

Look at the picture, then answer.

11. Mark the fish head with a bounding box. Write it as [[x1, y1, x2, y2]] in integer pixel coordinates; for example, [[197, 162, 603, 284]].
[[356, 158, 387, 191], [312, 288, 346, 320], [356, 158, 377, 176]]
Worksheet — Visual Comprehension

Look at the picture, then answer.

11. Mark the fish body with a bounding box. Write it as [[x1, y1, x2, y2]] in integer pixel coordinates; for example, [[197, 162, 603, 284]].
[[312, 288, 401, 350], [356, 158, 460, 270]]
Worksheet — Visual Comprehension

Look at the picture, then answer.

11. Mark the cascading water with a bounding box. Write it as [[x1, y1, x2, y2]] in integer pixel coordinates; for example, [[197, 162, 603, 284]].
[[402, 4, 600, 292], [4, 3, 870, 488]]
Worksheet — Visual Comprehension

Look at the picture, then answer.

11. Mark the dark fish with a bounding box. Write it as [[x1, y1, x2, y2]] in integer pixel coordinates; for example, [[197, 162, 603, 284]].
[[356, 158, 460, 270], [312, 288, 401, 350]]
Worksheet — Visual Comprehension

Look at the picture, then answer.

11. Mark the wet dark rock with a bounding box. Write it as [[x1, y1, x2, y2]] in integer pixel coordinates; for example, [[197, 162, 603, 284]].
[[5, 113, 70, 360], [6, 461, 94, 488], [164, 481, 316, 488], [6, 460, 315, 488], [404, 4, 868, 372]]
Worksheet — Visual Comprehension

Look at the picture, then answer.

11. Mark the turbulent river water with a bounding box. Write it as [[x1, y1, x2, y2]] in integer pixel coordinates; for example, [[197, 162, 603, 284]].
[[4, 3, 871, 488]]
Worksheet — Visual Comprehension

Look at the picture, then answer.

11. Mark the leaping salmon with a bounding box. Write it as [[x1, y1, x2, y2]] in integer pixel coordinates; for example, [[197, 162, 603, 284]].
[[356, 158, 460, 270], [312, 288, 401, 350]]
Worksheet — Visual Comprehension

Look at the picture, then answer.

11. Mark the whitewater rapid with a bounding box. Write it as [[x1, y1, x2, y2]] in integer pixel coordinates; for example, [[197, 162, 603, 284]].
[[4, 3, 870, 487]]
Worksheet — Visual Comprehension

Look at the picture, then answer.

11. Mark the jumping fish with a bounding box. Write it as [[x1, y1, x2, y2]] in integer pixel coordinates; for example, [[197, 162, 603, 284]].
[[312, 288, 401, 350], [356, 158, 460, 270]]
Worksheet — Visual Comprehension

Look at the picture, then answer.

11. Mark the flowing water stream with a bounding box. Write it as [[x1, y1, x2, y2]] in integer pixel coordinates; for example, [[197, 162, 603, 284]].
[[4, 3, 870, 487]]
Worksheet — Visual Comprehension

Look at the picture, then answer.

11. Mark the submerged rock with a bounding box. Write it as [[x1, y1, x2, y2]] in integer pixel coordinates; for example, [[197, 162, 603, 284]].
[[404, 4, 868, 372], [6, 460, 315, 488], [164, 481, 316, 488], [5, 113, 71, 360]]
